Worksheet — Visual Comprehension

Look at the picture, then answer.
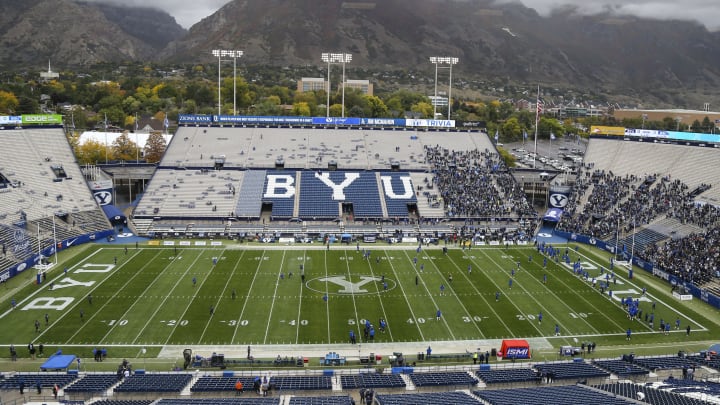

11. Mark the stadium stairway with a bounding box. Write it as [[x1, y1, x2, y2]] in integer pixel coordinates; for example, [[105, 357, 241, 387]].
[[332, 375, 342, 392], [400, 373, 417, 391], [293, 171, 301, 218], [409, 173, 445, 218], [375, 173, 389, 218]]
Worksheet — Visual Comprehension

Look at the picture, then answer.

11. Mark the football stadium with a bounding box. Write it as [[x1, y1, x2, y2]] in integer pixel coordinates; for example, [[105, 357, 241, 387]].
[[1, 115, 720, 404]]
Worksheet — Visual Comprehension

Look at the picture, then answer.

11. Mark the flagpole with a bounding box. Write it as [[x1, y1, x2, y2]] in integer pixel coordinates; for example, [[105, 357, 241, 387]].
[[135, 112, 139, 164], [533, 85, 540, 169], [104, 113, 108, 164], [52, 214, 58, 265]]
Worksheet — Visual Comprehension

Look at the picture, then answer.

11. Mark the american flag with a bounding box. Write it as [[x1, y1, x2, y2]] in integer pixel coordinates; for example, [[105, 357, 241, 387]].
[[536, 98, 544, 116]]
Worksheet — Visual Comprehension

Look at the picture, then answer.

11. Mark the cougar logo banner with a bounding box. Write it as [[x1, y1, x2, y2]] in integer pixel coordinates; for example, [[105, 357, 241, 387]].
[[549, 193, 569, 208]]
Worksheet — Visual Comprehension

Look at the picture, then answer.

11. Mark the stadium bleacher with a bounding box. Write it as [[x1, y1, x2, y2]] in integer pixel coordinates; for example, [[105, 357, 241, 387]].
[[592, 359, 649, 377], [408, 371, 478, 387], [64, 373, 121, 393], [0, 128, 111, 272], [630, 355, 698, 371], [475, 367, 540, 384], [113, 373, 192, 392], [91, 400, 155, 405], [339, 373, 406, 389], [534, 362, 610, 380], [0, 372, 77, 389], [270, 375, 333, 391], [155, 399, 280, 405], [593, 382, 712, 405], [375, 391, 480, 404], [287, 396, 354, 405], [473, 384, 634, 405]]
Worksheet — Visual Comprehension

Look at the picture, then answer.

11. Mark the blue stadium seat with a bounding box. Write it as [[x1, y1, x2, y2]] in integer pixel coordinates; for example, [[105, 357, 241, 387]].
[[409, 371, 478, 387], [375, 391, 477, 404], [113, 374, 192, 393], [474, 385, 634, 405], [340, 373, 405, 389]]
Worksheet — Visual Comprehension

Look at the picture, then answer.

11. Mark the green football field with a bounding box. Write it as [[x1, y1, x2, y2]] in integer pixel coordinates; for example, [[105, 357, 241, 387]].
[[2, 242, 717, 355]]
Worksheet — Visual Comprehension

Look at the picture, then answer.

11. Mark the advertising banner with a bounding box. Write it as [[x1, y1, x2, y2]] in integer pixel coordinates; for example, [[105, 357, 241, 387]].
[[548, 185, 572, 209], [590, 125, 626, 136], [405, 119, 455, 128], [87, 179, 113, 206], [311, 117, 361, 125], [624, 128, 670, 138], [214, 115, 313, 124], [21, 114, 63, 125], [360, 118, 405, 126], [0, 116, 21, 125], [178, 114, 213, 123]]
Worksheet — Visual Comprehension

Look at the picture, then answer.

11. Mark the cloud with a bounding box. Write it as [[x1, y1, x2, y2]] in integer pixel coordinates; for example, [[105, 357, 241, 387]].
[[82, 0, 228, 29], [82, 0, 720, 31], [493, 0, 719, 31]]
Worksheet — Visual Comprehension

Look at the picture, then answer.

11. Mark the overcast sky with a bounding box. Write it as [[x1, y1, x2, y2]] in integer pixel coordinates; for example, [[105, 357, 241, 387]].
[[85, 0, 718, 31]]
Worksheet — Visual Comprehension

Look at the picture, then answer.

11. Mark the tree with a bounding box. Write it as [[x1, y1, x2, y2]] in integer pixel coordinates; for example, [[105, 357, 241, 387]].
[[501, 117, 523, 141], [701, 116, 713, 133], [291, 102, 311, 116], [365, 95, 389, 118], [112, 132, 141, 162], [410, 101, 434, 118], [690, 119, 702, 133], [76, 139, 112, 165], [144, 132, 167, 163], [0, 90, 19, 114], [537, 117, 564, 139]]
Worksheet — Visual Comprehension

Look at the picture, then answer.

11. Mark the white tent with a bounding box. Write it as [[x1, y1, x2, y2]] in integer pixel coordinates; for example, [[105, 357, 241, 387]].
[[78, 131, 173, 150]]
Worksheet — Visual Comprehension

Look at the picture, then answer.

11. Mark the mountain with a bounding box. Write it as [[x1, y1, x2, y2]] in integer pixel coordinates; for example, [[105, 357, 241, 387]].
[[0, 0, 185, 67], [2, 0, 720, 107], [163, 0, 720, 107]]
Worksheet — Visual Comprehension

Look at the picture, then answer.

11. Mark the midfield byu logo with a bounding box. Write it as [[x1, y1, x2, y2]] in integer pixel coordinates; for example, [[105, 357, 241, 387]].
[[549, 193, 569, 208], [306, 275, 396, 295]]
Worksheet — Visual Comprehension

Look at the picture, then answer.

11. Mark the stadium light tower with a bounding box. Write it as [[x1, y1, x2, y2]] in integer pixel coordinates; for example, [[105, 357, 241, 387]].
[[429, 57, 459, 119], [212, 49, 244, 116], [321, 53, 352, 118]]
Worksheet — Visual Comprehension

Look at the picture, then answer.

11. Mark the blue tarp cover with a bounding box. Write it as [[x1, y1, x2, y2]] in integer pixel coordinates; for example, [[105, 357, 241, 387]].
[[543, 208, 563, 222], [40, 354, 76, 371], [101, 204, 126, 223]]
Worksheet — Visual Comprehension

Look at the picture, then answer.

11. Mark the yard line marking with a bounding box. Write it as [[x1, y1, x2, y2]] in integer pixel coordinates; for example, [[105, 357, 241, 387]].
[[263, 250, 287, 344], [0, 248, 105, 320], [444, 254, 511, 337], [387, 251, 424, 341], [425, 252, 484, 339], [576, 248, 709, 332], [463, 250, 548, 336], [64, 249, 153, 342], [152, 250, 209, 345], [492, 247, 607, 334], [42, 249, 139, 343], [362, 250, 395, 341], [230, 250, 268, 344], [324, 250, 332, 344], [294, 251, 307, 344], [198, 248, 241, 343], [342, 250, 364, 343]]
